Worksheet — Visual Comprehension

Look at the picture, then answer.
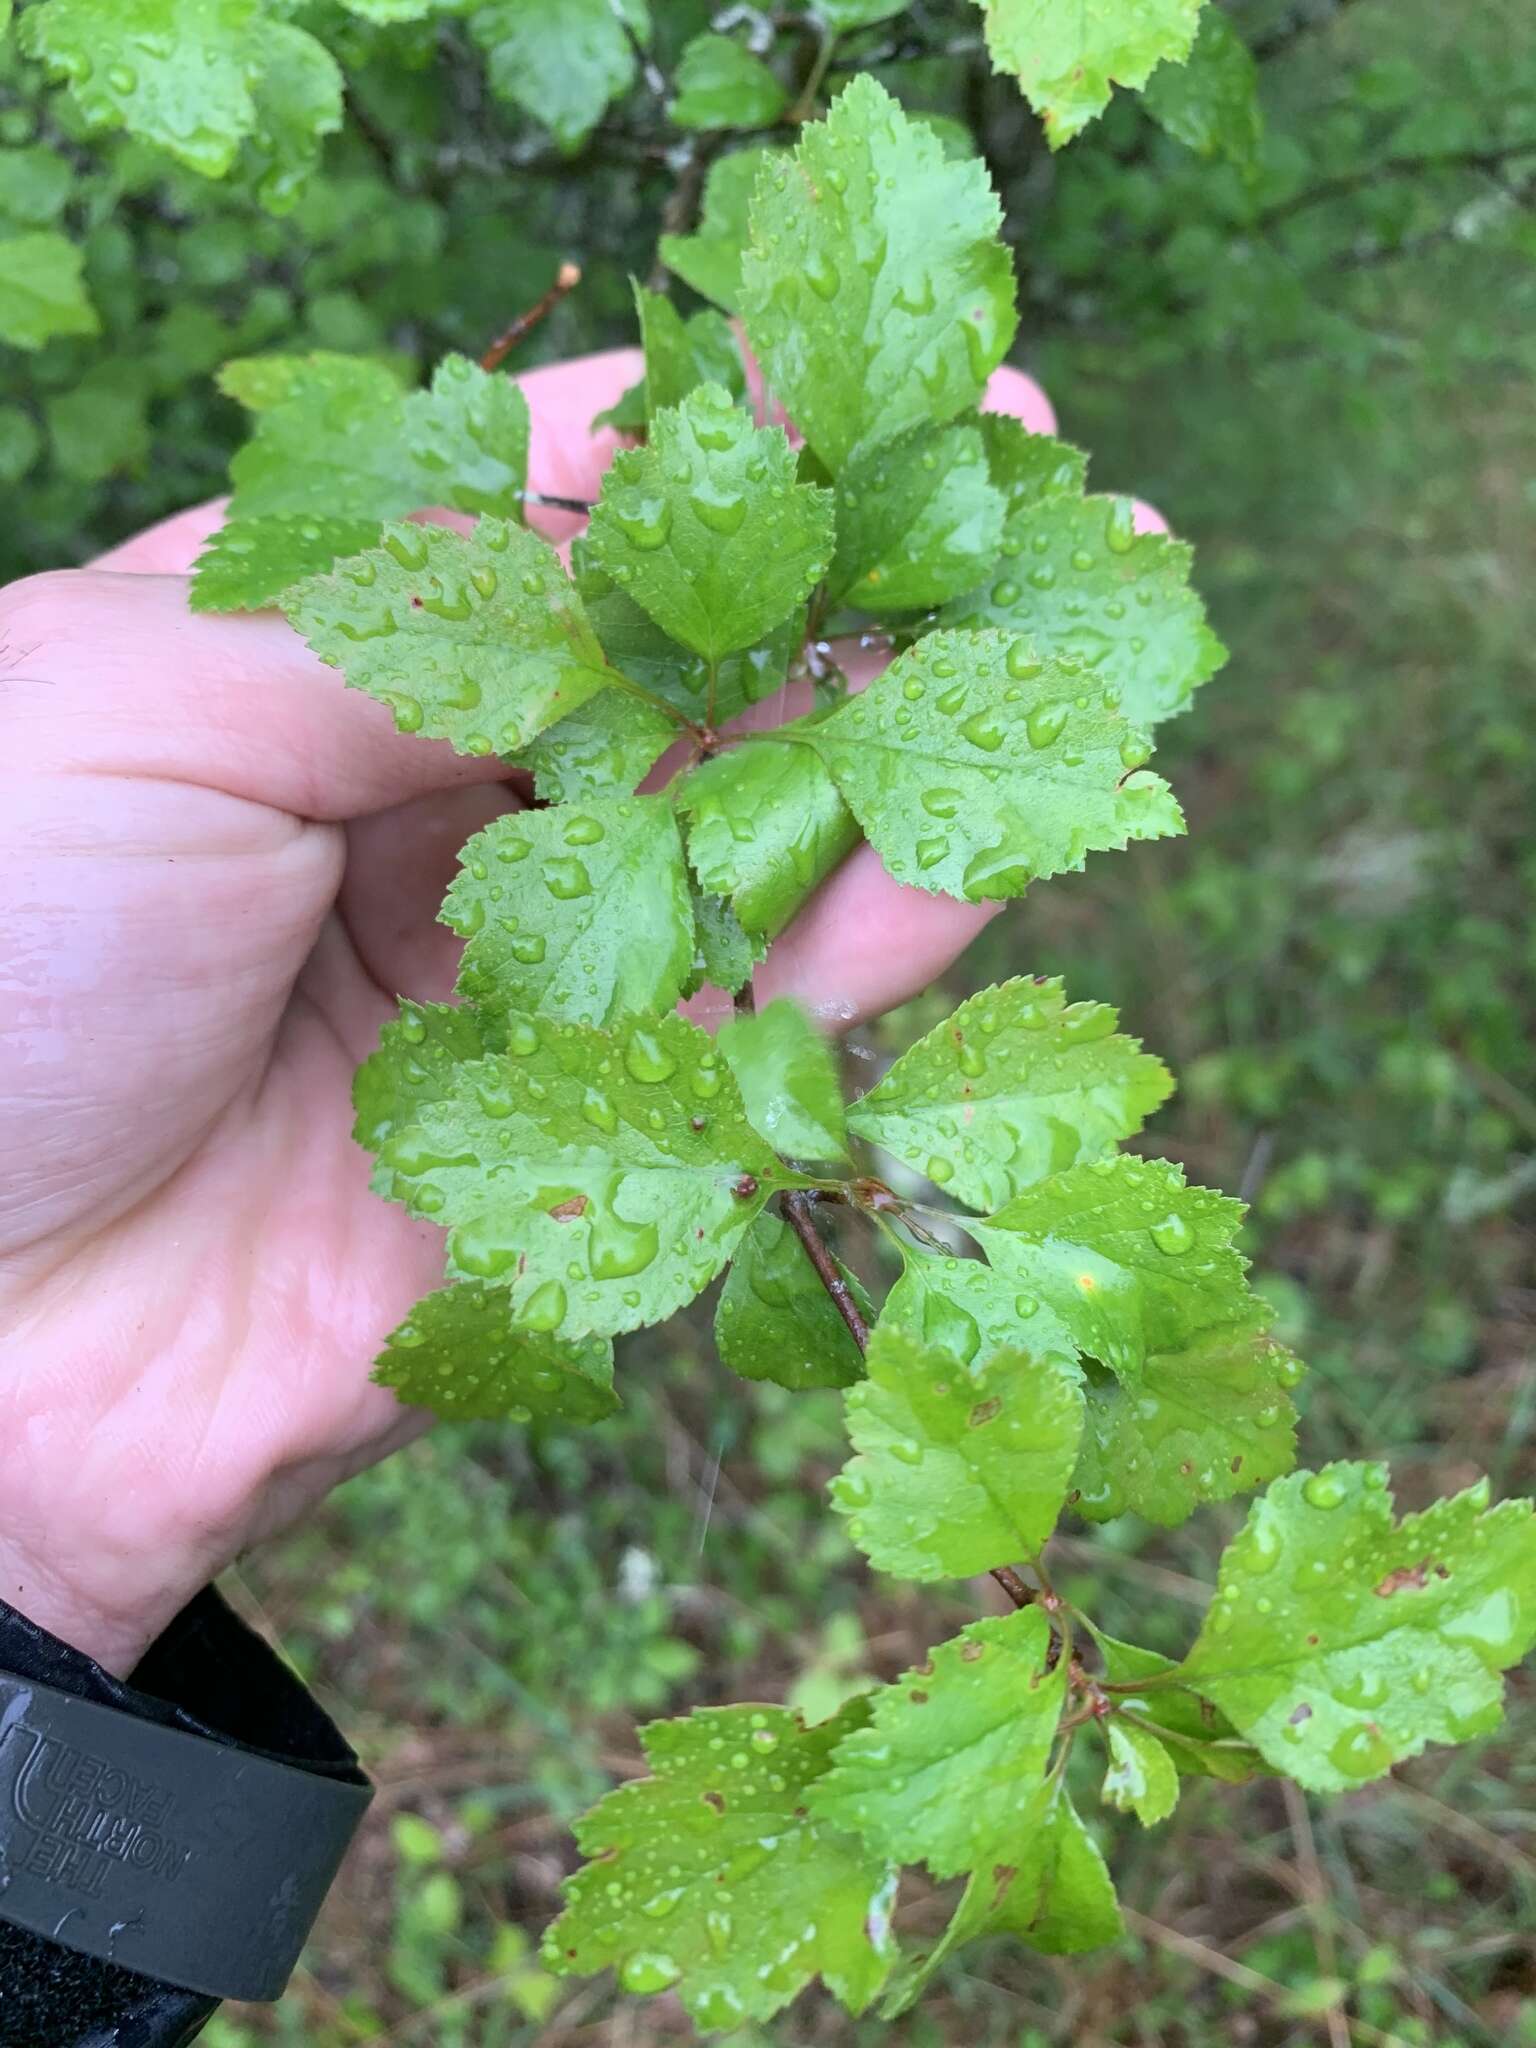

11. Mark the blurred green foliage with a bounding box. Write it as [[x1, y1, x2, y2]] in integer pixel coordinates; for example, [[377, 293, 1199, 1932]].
[[7, 0, 1533, 2040]]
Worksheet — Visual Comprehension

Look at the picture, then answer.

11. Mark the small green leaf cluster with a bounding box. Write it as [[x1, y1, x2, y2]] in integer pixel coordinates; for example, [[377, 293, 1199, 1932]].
[[182, 63, 1535, 2036]]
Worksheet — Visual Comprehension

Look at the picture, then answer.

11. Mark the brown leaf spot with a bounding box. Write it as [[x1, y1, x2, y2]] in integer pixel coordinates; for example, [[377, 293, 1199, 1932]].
[[701, 1791, 725, 1814], [732, 1174, 759, 1199], [961, 1640, 986, 1663], [549, 1195, 588, 1222], [1374, 1558, 1440, 1597], [991, 1864, 1018, 1908], [909, 1689, 929, 1705], [968, 1397, 1003, 1428], [1288, 1702, 1313, 1726]]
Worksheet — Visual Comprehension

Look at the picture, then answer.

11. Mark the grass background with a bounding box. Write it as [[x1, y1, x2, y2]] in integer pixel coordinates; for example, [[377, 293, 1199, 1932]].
[[8, 0, 1534, 2040]]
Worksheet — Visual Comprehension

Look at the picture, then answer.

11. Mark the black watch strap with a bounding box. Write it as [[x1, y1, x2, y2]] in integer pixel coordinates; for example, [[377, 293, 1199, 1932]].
[[0, 1589, 372, 2048], [0, 1670, 372, 2000]]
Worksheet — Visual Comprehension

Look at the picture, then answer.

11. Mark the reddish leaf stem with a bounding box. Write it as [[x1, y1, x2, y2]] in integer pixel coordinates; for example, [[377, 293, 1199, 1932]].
[[480, 261, 582, 372]]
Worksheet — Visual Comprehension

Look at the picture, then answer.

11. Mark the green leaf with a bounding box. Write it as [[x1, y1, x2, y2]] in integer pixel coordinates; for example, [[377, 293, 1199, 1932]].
[[243, 19, 344, 215], [718, 998, 849, 1163], [689, 891, 765, 996], [469, 0, 648, 151], [830, 1326, 1084, 1580], [660, 146, 782, 312], [886, 1784, 1120, 2011], [970, 1155, 1258, 1383], [740, 75, 1017, 471], [373, 1009, 791, 1340], [881, 1246, 1039, 1365], [442, 797, 695, 1030], [196, 352, 529, 609], [523, 687, 676, 804], [826, 421, 1007, 615], [600, 286, 744, 434], [981, 414, 1089, 517], [847, 976, 1173, 1211], [578, 543, 798, 725], [0, 231, 98, 349], [808, 629, 1183, 903], [584, 386, 832, 667], [1180, 1465, 1536, 1792], [979, 0, 1205, 149], [20, 0, 262, 178], [942, 491, 1227, 731], [404, 352, 531, 519], [811, 1607, 1065, 1876], [671, 32, 789, 132], [376, 1282, 619, 1424], [545, 1699, 897, 2026], [0, 145, 74, 227], [1144, 6, 1263, 171], [188, 514, 384, 615], [44, 368, 148, 481], [680, 728, 860, 938], [813, 0, 904, 24], [283, 520, 615, 757], [1102, 1718, 1179, 1825], [1092, 1633, 1261, 1783], [1072, 1329, 1302, 1526], [714, 1210, 868, 1390], [0, 403, 42, 485], [352, 999, 496, 1158]]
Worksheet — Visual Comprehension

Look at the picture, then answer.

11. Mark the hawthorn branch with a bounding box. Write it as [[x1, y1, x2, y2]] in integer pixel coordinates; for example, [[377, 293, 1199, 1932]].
[[780, 1190, 869, 1348], [480, 261, 583, 372]]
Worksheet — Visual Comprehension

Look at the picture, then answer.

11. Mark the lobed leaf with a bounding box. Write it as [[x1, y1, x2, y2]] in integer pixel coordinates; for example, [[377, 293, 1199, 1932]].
[[522, 686, 676, 804], [1102, 1719, 1179, 1826], [283, 519, 615, 756], [1143, 6, 1264, 171], [830, 1327, 1084, 1581], [1181, 1464, 1536, 1792], [195, 352, 529, 609], [373, 1009, 793, 1340], [680, 729, 860, 939], [1072, 1330, 1302, 1526], [969, 1154, 1259, 1383], [809, 629, 1183, 903], [575, 539, 798, 726], [544, 1700, 898, 2027], [848, 976, 1173, 1212], [739, 75, 1017, 472], [688, 891, 765, 998], [826, 420, 1007, 616], [714, 1210, 869, 1391], [1091, 1633, 1261, 1783], [469, 0, 650, 151], [942, 490, 1226, 731], [443, 797, 695, 1030], [978, 0, 1205, 149], [352, 999, 497, 1159], [376, 1282, 618, 1424], [659, 146, 783, 312], [884, 1783, 1121, 2012], [0, 231, 99, 350], [670, 32, 789, 132], [584, 385, 832, 667], [718, 998, 849, 1164], [811, 1608, 1065, 1877]]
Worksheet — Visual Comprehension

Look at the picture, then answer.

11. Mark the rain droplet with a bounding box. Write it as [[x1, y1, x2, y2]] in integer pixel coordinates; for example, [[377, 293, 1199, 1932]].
[[542, 856, 592, 900], [520, 1279, 568, 1332], [1303, 1472, 1347, 1511], [1105, 497, 1138, 554], [625, 1030, 678, 1084], [1025, 703, 1069, 749], [690, 484, 747, 536], [1149, 1211, 1195, 1256], [612, 494, 672, 551], [959, 712, 1004, 752]]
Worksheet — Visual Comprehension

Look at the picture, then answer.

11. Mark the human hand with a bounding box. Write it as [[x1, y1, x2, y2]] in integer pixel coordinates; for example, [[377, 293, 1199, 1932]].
[[0, 348, 1163, 1677]]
